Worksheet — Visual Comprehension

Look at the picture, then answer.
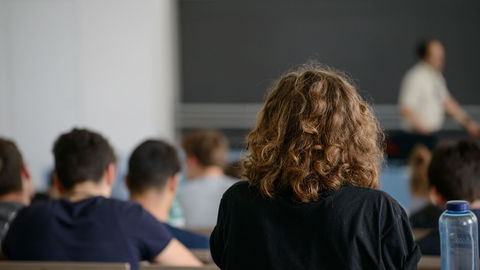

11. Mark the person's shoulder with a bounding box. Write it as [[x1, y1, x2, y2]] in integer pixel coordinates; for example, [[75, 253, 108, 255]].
[[221, 180, 250, 200], [101, 197, 144, 213], [339, 185, 388, 198], [403, 63, 426, 79], [339, 186, 404, 213], [22, 199, 55, 214], [8, 199, 56, 227]]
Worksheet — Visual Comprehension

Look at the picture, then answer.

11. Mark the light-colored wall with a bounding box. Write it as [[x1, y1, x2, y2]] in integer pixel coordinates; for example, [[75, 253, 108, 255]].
[[0, 0, 178, 190]]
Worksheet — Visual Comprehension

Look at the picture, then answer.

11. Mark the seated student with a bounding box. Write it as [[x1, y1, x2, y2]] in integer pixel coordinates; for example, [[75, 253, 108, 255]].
[[1, 128, 201, 269], [408, 144, 443, 229], [127, 139, 209, 249], [0, 138, 34, 236], [180, 129, 238, 228], [417, 139, 480, 255], [210, 66, 421, 269]]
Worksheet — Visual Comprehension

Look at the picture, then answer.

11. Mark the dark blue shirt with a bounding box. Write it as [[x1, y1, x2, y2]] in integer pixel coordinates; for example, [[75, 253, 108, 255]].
[[165, 223, 209, 249], [417, 209, 480, 255], [2, 197, 172, 270]]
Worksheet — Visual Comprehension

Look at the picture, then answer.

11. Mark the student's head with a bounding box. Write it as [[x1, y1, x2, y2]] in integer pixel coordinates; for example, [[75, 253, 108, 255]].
[[244, 65, 384, 203], [0, 138, 33, 204], [417, 38, 445, 71], [182, 129, 228, 179], [428, 139, 480, 205], [409, 144, 432, 198], [127, 139, 181, 201], [53, 128, 116, 196]]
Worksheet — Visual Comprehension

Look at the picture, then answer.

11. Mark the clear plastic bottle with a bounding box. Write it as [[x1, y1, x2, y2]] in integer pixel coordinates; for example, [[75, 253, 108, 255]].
[[439, 200, 478, 270]]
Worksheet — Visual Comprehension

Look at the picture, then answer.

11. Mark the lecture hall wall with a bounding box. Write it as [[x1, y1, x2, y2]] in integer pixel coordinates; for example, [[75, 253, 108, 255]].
[[0, 0, 179, 190]]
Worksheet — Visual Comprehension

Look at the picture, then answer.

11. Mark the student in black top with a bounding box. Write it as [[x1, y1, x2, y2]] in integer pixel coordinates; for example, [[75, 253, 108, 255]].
[[127, 139, 209, 249], [210, 66, 421, 270], [1, 128, 201, 269], [416, 139, 480, 255]]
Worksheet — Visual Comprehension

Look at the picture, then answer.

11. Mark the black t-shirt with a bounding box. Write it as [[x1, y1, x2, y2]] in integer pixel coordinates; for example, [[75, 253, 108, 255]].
[[417, 209, 480, 255], [210, 181, 421, 270], [2, 197, 172, 270], [409, 204, 444, 229]]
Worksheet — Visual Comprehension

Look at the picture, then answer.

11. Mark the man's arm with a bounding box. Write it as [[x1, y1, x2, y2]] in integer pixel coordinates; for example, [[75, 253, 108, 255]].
[[398, 105, 431, 135], [444, 96, 480, 138], [152, 238, 202, 266]]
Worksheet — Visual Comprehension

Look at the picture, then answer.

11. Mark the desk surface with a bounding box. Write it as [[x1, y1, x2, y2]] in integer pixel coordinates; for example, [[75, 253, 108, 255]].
[[418, 256, 441, 270]]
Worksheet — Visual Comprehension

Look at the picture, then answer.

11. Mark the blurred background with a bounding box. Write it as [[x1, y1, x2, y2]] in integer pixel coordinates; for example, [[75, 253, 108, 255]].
[[0, 0, 479, 213]]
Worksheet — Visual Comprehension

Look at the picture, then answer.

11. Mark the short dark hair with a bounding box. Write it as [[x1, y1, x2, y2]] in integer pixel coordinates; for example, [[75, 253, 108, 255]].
[[0, 138, 24, 196], [53, 128, 116, 191], [428, 139, 480, 202], [416, 38, 438, 60], [127, 140, 181, 194], [182, 129, 228, 167]]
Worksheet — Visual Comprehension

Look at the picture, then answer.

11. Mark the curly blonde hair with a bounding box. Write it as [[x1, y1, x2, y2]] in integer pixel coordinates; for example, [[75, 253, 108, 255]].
[[243, 66, 384, 203]]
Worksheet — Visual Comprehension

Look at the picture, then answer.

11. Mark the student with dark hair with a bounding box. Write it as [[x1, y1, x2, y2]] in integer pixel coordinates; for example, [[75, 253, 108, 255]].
[[1, 128, 201, 269], [127, 139, 209, 249], [0, 138, 34, 237], [210, 66, 420, 269], [417, 139, 480, 255], [180, 129, 238, 228]]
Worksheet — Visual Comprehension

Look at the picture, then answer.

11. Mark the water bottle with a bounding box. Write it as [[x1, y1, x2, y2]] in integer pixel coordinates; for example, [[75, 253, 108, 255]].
[[439, 200, 478, 270]]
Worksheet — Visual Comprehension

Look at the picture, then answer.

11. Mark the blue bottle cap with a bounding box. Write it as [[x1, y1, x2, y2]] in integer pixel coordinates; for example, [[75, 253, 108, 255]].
[[446, 200, 469, 212]]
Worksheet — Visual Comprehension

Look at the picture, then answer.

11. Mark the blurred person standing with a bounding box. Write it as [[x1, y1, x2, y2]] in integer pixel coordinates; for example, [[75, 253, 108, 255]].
[[398, 38, 480, 139], [0, 138, 34, 237], [180, 129, 238, 228]]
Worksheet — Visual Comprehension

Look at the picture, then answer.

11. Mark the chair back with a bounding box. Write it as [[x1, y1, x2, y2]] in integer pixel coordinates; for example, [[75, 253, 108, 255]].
[[0, 261, 130, 270], [140, 265, 219, 270]]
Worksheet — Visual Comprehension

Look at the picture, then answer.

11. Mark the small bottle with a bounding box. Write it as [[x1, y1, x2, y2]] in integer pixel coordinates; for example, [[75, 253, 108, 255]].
[[439, 200, 478, 270]]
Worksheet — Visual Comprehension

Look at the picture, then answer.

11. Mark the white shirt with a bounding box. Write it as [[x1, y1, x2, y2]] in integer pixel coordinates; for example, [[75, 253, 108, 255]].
[[179, 175, 238, 228], [398, 62, 450, 132]]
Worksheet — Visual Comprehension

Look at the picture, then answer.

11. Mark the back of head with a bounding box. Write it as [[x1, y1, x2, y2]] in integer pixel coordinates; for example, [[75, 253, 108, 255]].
[[0, 138, 23, 196], [244, 65, 384, 203], [416, 38, 438, 60], [409, 144, 432, 197], [53, 128, 115, 191], [428, 139, 480, 202], [182, 129, 229, 168], [127, 139, 181, 194]]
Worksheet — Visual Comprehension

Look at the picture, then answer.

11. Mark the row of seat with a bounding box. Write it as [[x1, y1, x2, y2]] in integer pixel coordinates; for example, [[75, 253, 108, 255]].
[[0, 256, 442, 270], [0, 261, 219, 270]]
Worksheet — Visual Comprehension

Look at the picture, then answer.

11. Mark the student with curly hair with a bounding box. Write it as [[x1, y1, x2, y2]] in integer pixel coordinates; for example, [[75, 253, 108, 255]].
[[210, 66, 421, 269]]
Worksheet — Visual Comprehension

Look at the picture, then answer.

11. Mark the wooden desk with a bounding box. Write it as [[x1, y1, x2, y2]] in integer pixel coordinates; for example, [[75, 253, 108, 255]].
[[418, 256, 441, 270], [185, 227, 214, 237], [191, 249, 212, 264]]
